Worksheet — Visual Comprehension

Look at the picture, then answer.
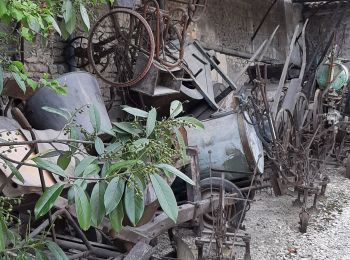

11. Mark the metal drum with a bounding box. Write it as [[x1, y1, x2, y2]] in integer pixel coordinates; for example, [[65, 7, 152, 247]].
[[186, 111, 264, 182], [24, 72, 112, 135], [316, 61, 349, 90]]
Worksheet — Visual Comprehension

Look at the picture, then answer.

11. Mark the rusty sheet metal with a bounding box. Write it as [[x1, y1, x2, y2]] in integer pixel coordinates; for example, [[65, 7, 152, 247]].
[[186, 111, 264, 180]]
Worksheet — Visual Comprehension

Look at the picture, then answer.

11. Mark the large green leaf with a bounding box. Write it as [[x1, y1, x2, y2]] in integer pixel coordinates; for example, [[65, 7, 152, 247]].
[[35, 183, 64, 219], [122, 106, 148, 118], [74, 185, 91, 231], [5, 161, 24, 184], [69, 128, 79, 153], [46, 240, 68, 260], [32, 157, 66, 178], [65, 11, 77, 36], [124, 177, 144, 226], [28, 17, 40, 33], [146, 108, 157, 137], [100, 126, 116, 137], [12, 72, 26, 92], [150, 174, 178, 223], [0, 1, 7, 17], [156, 164, 194, 185], [174, 128, 186, 162], [57, 152, 71, 170], [91, 182, 107, 227], [83, 163, 100, 177], [40, 150, 62, 159], [176, 116, 204, 129], [62, 0, 73, 23], [170, 100, 183, 118], [67, 186, 75, 205], [0, 213, 6, 252], [104, 177, 125, 214], [95, 137, 104, 155], [106, 142, 122, 154], [109, 202, 124, 233], [74, 179, 87, 190], [89, 104, 101, 132], [0, 66, 3, 94], [45, 15, 61, 36], [79, 3, 90, 30], [42, 106, 70, 120], [74, 156, 97, 176], [35, 249, 49, 260], [107, 160, 141, 176], [113, 122, 142, 136], [101, 162, 110, 178]]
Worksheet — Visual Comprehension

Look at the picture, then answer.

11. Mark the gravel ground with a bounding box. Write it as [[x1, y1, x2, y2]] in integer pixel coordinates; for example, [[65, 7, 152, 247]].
[[244, 166, 350, 260], [153, 166, 350, 260]]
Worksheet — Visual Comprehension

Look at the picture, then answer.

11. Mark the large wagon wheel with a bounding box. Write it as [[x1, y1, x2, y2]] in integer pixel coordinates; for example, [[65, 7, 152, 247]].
[[294, 92, 309, 146], [275, 109, 294, 150], [88, 8, 155, 88], [158, 19, 184, 68], [200, 178, 245, 230]]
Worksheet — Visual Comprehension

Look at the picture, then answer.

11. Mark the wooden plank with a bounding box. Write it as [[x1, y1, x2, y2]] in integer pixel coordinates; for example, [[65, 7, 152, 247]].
[[114, 196, 236, 244]]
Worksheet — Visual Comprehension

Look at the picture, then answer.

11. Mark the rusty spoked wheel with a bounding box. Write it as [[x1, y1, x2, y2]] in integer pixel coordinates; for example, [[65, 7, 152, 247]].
[[200, 178, 245, 230], [65, 36, 90, 69], [294, 92, 309, 146], [156, 8, 187, 68], [88, 8, 155, 88], [294, 92, 309, 131], [275, 109, 294, 149], [158, 22, 183, 68]]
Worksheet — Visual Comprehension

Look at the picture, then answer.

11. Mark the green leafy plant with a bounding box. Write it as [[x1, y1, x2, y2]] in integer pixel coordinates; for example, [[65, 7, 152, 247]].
[[0, 196, 67, 259], [30, 101, 203, 232]]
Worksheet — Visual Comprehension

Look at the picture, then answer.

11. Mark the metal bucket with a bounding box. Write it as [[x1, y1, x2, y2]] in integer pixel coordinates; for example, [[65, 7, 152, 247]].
[[24, 72, 112, 134], [186, 111, 264, 181]]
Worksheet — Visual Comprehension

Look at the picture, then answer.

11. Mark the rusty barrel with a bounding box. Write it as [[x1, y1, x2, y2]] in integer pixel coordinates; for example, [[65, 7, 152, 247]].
[[186, 110, 264, 182]]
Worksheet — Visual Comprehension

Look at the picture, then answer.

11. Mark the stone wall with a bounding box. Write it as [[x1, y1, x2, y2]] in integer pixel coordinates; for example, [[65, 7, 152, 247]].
[[192, 0, 302, 86], [304, 9, 350, 63], [20, 5, 111, 95]]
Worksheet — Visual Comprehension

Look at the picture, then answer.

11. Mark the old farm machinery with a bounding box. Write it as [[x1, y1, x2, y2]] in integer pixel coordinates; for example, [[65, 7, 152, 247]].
[[0, 71, 253, 260], [2, 1, 350, 260], [65, 0, 208, 88]]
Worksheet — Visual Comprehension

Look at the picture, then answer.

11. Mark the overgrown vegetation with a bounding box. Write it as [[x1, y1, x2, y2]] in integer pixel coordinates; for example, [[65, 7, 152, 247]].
[[32, 101, 203, 231], [0, 0, 113, 94], [0, 196, 67, 259]]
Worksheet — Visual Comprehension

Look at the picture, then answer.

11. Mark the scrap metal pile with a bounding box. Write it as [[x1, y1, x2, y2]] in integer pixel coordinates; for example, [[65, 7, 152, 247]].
[[1, 0, 350, 260]]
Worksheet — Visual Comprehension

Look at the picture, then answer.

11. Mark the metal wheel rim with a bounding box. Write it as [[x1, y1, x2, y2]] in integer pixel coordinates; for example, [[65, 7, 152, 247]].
[[88, 8, 155, 88], [201, 188, 239, 229]]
